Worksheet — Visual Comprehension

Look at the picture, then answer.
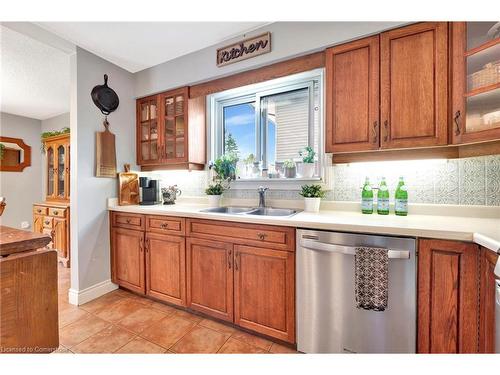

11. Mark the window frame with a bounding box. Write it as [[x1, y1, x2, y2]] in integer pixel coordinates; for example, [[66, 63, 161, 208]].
[[208, 68, 326, 189]]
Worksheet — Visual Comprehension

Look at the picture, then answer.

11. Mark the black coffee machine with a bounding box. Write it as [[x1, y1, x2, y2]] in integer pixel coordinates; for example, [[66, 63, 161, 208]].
[[139, 177, 160, 205]]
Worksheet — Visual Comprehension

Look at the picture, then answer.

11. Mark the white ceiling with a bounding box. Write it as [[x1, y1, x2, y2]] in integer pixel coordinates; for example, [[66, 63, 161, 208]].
[[1, 25, 70, 120], [38, 22, 268, 73]]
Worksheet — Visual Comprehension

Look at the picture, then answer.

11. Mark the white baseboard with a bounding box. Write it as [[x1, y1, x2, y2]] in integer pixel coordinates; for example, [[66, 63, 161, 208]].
[[68, 279, 118, 306]]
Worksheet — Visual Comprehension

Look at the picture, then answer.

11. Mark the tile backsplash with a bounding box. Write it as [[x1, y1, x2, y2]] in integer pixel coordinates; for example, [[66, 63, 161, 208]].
[[146, 155, 500, 206]]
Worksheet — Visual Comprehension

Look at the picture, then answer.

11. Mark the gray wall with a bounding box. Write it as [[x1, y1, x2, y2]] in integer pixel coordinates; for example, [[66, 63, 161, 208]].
[[135, 22, 404, 98], [72, 47, 136, 292], [0, 112, 43, 228]]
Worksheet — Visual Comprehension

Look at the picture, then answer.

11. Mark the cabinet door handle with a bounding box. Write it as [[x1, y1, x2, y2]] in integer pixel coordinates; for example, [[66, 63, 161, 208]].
[[139, 237, 144, 253], [372, 121, 379, 144], [454, 110, 461, 136], [234, 251, 239, 271], [228, 250, 232, 269], [145, 239, 150, 253], [257, 232, 267, 241], [383, 120, 389, 142]]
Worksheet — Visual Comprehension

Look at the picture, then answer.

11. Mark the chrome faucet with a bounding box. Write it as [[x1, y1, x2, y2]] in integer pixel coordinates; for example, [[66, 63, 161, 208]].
[[258, 186, 269, 208]]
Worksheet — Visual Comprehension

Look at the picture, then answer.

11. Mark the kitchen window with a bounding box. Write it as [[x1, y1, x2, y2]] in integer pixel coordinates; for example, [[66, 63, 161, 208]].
[[209, 69, 324, 185]]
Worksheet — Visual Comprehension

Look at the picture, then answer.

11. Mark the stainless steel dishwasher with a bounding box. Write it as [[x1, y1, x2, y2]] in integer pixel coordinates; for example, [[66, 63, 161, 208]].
[[296, 229, 417, 353]]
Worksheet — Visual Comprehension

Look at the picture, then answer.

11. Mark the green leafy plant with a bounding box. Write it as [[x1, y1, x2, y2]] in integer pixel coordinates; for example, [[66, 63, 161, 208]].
[[299, 146, 316, 163], [0, 143, 5, 160], [243, 153, 255, 165], [41, 127, 70, 139], [205, 183, 225, 196], [299, 184, 326, 198], [283, 159, 296, 169], [211, 153, 238, 181]]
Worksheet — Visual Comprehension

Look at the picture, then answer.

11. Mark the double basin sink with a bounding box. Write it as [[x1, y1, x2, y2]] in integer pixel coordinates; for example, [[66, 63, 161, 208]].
[[199, 206, 298, 217]]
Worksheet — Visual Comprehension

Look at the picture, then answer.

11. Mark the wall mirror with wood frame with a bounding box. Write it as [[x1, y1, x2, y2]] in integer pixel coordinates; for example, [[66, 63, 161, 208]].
[[0, 136, 32, 172]]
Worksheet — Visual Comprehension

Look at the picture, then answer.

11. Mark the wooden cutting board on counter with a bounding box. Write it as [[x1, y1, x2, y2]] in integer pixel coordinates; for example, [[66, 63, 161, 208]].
[[118, 164, 139, 205]]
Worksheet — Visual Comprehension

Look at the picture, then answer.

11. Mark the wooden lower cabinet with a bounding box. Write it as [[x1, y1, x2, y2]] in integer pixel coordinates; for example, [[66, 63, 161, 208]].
[[186, 237, 234, 322], [111, 227, 145, 294], [417, 238, 479, 353], [234, 245, 295, 343], [146, 232, 186, 306], [479, 247, 499, 353]]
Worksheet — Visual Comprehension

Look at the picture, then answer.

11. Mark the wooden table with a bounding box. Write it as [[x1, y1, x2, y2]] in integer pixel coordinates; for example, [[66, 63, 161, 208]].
[[0, 226, 59, 353]]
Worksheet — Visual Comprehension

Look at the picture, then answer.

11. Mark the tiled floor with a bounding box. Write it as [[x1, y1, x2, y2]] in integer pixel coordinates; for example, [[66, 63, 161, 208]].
[[55, 266, 297, 354]]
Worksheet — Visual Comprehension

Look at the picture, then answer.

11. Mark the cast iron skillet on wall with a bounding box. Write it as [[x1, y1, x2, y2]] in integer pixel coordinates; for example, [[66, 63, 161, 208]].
[[91, 74, 119, 116]]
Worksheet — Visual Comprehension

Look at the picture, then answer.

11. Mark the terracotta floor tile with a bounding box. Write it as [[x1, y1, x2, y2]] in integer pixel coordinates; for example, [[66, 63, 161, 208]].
[[141, 315, 196, 349], [172, 309, 203, 323], [269, 343, 298, 354], [80, 292, 125, 313], [149, 301, 177, 315], [115, 337, 166, 354], [198, 318, 236, 335], [118, 307, 167, 333], [59, 307, 89, 328], [72, 325, 135, 353], [95, 298, 145, 323], [124, 293, 154, 306], [230, 331, 273, 351], [59, 315, 110, 348], [170, 326, 230, 354], [218, 338, 267, 354]]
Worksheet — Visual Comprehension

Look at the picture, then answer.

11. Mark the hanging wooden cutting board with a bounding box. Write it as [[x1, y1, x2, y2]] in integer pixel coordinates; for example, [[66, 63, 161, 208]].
[[118, 165, 139, 205], [95, 125, 117, 178]]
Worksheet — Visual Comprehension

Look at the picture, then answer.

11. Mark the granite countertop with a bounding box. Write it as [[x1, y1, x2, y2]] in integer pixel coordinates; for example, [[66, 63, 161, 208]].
[[108, 200, 500, 254]]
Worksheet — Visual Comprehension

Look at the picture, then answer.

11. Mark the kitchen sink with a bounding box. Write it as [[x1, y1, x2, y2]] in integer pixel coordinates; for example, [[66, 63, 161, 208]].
[[199, 206, 254, 214], [199, 206, 298, 217], [245, 207, 298, 217]]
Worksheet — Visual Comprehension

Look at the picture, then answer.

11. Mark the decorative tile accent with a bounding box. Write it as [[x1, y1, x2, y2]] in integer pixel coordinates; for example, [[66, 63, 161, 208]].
[[142, 155, 500, 206]]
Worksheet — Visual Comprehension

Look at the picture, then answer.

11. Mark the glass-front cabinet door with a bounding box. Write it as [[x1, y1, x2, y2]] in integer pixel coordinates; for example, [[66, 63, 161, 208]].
[[161, 88, 188, 162], [57, 145, 65, 198], [46, 146, 55, 198], [137, 96, 160, 164], [452, 21, 500, 144]]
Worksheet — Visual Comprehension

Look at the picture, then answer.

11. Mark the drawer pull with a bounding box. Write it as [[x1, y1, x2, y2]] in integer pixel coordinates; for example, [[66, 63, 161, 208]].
[[44, 220, 50, 225], [37, 209, 42, 213], [126, 218, 131, 224], [257, 232, 267, 240], [160, 223, 168, 229], [53, 210, 59, 215]]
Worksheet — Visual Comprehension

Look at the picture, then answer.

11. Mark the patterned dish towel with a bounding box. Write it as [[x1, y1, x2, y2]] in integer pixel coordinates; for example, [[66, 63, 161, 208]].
[[354, 247, 389, 311]]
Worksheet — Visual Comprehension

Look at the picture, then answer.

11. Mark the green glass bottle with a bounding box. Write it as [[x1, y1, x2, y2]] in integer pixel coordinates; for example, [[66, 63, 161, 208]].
[[361, 177, 373, 214], [395, 176, 408, 216], [377, 177, 390, 215]]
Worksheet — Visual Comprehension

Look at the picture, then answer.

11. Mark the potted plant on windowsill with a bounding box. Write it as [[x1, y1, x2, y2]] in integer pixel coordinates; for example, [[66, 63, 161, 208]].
[[299, 146, 316, 178], [299, 184, 326, 213], [283, 159, 296, 178], [207, 155, 232, 207]]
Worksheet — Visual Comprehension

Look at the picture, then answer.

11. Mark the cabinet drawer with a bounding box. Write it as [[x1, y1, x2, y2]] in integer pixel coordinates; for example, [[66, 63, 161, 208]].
[[43, 216, 54, 228], [187, 219, 295, 251], [112, 212, 145, 230], [48, 207, 66, 218], [33, 206, 48, 215], [146, 216, 185, 235]]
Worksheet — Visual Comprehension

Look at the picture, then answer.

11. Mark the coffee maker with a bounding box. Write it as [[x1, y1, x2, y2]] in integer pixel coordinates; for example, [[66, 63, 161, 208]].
[[139, 177, 160, 205]]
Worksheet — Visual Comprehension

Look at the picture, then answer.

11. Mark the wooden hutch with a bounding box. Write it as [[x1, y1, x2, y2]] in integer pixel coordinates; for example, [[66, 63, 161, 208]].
[[33, 133, 71, 267]]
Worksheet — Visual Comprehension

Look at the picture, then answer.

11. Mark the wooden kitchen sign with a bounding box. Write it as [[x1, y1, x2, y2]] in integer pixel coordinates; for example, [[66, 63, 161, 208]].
[[217, 32, 271, 67]]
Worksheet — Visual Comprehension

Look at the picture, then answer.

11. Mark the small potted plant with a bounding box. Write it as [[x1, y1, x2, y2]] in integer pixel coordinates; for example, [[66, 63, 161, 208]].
[[205, 182, 224, 207], [283, 159, 296, 178], [299, 146, 316, 178], [299, 184, 326, 213]]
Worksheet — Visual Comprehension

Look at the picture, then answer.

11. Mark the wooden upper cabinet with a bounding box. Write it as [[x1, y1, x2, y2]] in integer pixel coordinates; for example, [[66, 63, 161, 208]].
[[325, 35, 380, 153], [234, 245, 295, 343], [111, 227, 145, 294], [146, 232, 186, 306], [380, 22, 448, 149], [136, 87, 206, 170], [451, 22, 500, 144], [186, 237, 233, 322], [417, 238, 479, 353], [44, 134, 70, 202]]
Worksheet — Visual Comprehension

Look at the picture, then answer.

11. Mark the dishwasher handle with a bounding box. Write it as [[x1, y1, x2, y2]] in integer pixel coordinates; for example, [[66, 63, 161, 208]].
[[300, 239, 411, 259]]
